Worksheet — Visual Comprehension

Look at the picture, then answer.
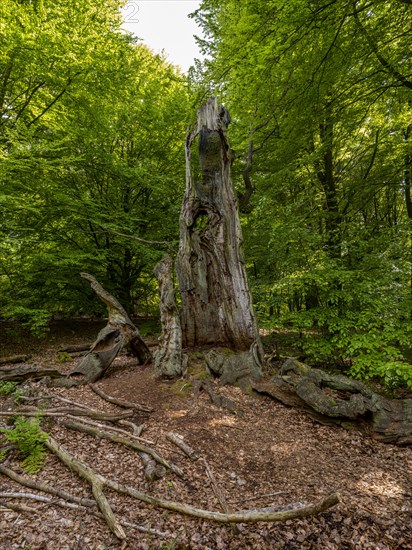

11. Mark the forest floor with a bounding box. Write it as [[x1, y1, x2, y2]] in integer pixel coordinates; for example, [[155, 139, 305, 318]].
[[0, 319, 411, 549]]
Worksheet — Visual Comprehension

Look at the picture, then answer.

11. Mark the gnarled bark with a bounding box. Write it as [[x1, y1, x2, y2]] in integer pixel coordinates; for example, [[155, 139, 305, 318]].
[[70, 273, 151, 382], [175, 98, 262, 367], [153, 256, 187, 378], [253, 358, 412, 445]]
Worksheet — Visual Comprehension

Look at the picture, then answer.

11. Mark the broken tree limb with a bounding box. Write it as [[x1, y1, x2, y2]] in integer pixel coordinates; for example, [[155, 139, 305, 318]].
[[70, 273, 151, 383], [153, 256, 188, 378], [61, 418, 184, 478], [0, 464, 95, 507], [66, 415, 156, 445], [0, 365, 62, 382], [0, 499, 37, 513], [139, 452, 166, 481], [46, 435, 339, 536], [89, 383, 153, 413], [57, 344, 92, 354], [0, 408, 133, 421], [166, 432, 198, 461], [117, 420, 145, 437], [45, 436, 126, 540], [0, 355, 31, 365]]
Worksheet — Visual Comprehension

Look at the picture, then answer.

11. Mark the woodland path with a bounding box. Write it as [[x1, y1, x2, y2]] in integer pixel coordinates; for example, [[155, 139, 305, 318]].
[[0, 320, 411, 549]]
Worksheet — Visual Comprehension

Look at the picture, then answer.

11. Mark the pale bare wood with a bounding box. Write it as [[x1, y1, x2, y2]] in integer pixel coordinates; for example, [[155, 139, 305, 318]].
[[46, 436, 126, 540], [0, 465, 167, 537], [166, 432, 198, 461], [0, 464, 95, 507], [0, 409, 132, 421], [66, 415, 155, 445], [0, 492, 88, 511], [89, 383, 153, 413], [117, 420, 145, 437], [0, 499, 37, 513], [62, 418, 185, 478]]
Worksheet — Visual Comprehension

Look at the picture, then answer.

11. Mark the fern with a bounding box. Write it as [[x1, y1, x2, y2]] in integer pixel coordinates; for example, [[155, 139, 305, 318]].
[[0, 416, 48, 474]]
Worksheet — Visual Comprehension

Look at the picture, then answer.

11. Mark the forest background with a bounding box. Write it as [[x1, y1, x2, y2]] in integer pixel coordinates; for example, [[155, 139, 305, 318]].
[[1, 0, 412, 391]]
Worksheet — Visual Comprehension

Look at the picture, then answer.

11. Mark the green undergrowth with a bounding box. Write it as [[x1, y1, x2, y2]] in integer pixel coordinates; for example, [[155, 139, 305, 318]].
[[0, 416, 49, 474]]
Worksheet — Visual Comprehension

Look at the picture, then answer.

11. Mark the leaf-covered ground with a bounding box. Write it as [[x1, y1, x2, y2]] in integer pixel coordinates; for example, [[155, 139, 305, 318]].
[[0, 320, 411, 549]]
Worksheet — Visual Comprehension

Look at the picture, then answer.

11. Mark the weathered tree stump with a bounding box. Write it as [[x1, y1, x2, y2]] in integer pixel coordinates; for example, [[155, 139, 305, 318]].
[[70, 273, 151, 383], [253, 358, 412, 445], [153, 256, 187, 378], [169, 97, 262, 385]]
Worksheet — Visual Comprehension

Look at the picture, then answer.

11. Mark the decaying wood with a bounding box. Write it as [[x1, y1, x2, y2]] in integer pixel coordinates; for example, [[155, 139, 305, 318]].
[[0, 365, 62, 382], [166, 432, 198, 461], [0, 355, 31, 365], [62, 418, 184, 478], [139, 452, 166, 481], [197, 380, 238, 415], [205, 344, 263, 390], [66, 415, 155, 445], [58, 344, 91, 354], [70, 273, 151, 383], [89, 383, 153, 412], [46, 435, 339, 541], [0, 464, 95, 507], [0, 408, 132, 421], [0, 464, 167, 537], [46, 436, 126, 540], [0, 492, 90, 511], [175, 97, 262, 363], [252, 358, 412, 445], [117, 420, 145, 437], [0, 499, 37, 513], [154, 256, 187, 378]]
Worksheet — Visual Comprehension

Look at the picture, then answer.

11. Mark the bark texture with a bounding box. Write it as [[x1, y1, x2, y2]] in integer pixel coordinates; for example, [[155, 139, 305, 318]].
[[253, 358, 412, 446], [70, 273, 151, 382], [175, 98, 261, 357], [153, 256, 187, 378]]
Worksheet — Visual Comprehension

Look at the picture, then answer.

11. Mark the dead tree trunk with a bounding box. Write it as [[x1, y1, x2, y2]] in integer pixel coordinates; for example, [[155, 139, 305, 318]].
[[153, 256, 187, 378], [175, 98, 262, 383], [70, 273, 151, 383]]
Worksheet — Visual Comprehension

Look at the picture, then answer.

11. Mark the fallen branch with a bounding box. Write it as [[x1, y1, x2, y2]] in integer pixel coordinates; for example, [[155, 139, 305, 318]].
[[166, 432, 198, 461], [0, 464, 96, 507], [0, 499, 37, 513], [66, 415, 155, 445], [0, 365, 62, 382], [62, 418, 185, 478], [89, 383, 153, 413], [0, 408, 133, 421], [46, 436, 126, 540], [58, 344, 92, 354], [117, 420, 145, 437], [46, 436, 339, 541], [0, 355, 31, 365], [0, 465, 167, 537]]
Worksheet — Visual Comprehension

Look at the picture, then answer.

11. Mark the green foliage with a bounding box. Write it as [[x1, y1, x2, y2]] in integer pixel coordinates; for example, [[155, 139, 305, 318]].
[[0, 381, 19, 396], [0, 416, 48, 474]]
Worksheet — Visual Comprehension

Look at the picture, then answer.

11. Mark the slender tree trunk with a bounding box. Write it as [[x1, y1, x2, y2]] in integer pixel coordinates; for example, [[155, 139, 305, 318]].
[[175, 98, 262, 355]]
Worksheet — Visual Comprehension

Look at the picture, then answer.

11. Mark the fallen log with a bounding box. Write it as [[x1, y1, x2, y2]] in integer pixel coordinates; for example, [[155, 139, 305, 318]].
[[46, 436, 339, 541], [252, 358, 412, 445], [0, 365, 62, 382]]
